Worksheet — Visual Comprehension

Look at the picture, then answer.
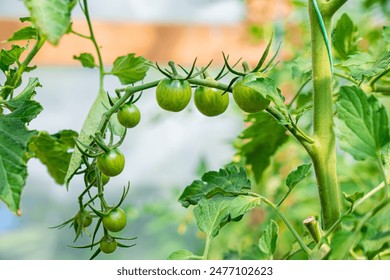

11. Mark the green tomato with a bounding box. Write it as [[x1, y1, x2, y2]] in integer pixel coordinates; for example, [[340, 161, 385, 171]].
[[232, 73, 270, 113], [86, 169, 110, 187], [82, 213, 93, 228], [100, 236, 117, 254], [117, 103, 141, 128], [97, 148, 125, 177], [156, 79, 192, 112], [74, 211, 93, 231], [102, 208, 127, 232], [194, 79, 229, 117]]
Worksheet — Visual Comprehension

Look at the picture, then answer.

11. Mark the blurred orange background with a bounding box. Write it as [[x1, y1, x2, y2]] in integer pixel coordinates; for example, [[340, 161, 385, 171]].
[[0, 0, 292, 66]]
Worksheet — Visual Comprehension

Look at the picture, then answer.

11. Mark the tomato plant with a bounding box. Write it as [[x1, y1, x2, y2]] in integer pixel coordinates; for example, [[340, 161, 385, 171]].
[[1, 0, 390, 261]]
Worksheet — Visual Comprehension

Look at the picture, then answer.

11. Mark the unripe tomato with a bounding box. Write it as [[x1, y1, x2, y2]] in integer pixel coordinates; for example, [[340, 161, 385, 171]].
[[100, 236, 117, 254], [232, 73, 270, 113], [74, 211, 93, 231], [194, 78, 229, 117], [156, 79, 192, 112], [102, 207, 127, 232], [97, 148, 125, 177], [86, 170, 110, 187], [82, 213, 93, 228], [117, 103, 141, 128]]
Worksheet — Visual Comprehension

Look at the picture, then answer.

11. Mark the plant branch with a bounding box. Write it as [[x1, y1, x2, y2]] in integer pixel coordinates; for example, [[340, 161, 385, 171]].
[[334, 72, 358, 85], [370, 68, 390, 86], [313, 177, 390, 251], [374, 85, 390, 94], [266, 107, 314, 150], [287, 78, 312, 109], [98, 80, 161, 133], [250, 193, 312, 256], [82, 0, 105, 86], [188, 78, 231, 92]]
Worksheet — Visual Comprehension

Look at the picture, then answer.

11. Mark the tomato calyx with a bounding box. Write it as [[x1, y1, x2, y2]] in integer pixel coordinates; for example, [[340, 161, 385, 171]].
[[155, 59, 212, 81], [222, 34, 280, 78]]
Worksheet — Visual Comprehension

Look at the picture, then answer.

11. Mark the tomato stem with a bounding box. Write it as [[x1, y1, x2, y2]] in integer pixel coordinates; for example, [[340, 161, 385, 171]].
[[303, 216, 323, 244], [201, 236, 212, 260], [249, 193, 312, 256], [168, 61, 179, 77], [308, 0, 344, 230], [82, 0, 105, 88]]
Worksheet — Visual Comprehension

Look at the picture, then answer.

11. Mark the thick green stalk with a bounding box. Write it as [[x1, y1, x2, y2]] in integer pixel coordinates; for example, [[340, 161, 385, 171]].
[[308, 1, 341, 230]]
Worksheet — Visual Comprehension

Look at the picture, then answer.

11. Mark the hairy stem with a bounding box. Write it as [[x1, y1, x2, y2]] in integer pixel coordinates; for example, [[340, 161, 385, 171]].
[[308, 0, 342, 230], [83, 0, 105, 88], [249, 193, 312, 256], [262, 197, 312, 256], [202, 236, 212, 260]]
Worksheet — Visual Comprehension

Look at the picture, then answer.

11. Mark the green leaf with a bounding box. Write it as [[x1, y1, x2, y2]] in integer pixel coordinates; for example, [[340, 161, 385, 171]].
[[29, 130, 78, 185], [64, 89, 125, 186], [343, 191, 364, 205], [246, 77, 286, 110], [24, 0, 75, 45], [332, 13, 359, 60], [361, 230, 390, 259], [343, 51, 390, 81], [238, 112, 288, 182], [335, 86, 390, 160], [178, 164, 251, 207], [110, 54, 151, 85], [328, 230, 362, 260], [0, 45, 25, 72], [194, 195, 261, 239], [167, 249, 195, 260], [258, 219, 279, 259], [7, 26, 37, 42], [6, 78, 41, 109], [64, 89, 107, 185], [73, 53, 96, 69], [383, 26, 390, 43], [286, 163, 312, 191], [0, 81, 42, 214], [289, 56, 312, 81]]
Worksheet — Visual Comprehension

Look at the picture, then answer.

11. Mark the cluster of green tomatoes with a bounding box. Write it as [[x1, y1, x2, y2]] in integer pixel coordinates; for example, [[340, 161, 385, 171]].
[[154, 71, 270, 116], [59, 37, 277, 259]]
